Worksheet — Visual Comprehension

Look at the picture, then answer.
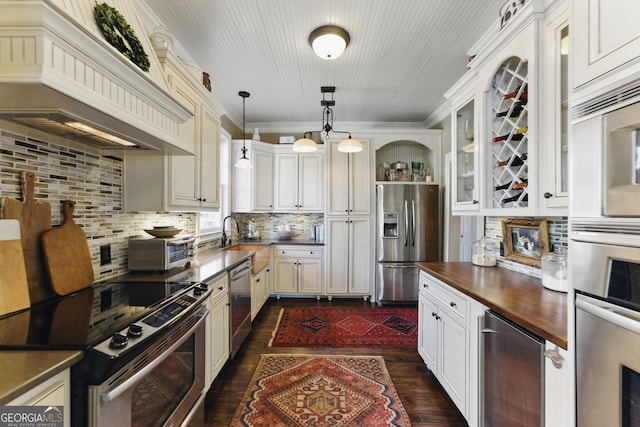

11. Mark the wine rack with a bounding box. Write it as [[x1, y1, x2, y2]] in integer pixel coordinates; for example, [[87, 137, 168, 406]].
[[489, 56, 528, 208]]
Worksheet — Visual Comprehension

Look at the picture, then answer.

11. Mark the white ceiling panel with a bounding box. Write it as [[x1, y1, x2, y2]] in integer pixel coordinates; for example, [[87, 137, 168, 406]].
[[144, 0, 505, 130]]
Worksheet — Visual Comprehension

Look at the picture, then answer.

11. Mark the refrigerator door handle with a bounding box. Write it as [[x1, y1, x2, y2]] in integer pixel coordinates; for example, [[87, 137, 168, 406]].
[[404, 200, 409, 247], [411, 200, 416, 246]]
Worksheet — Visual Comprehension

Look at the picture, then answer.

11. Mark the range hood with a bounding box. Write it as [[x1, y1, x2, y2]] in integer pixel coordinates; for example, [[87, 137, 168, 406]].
[[0, 0, 193, 155]]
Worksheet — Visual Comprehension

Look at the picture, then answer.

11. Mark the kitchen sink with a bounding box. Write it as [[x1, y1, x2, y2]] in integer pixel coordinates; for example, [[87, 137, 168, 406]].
[[223, 244, 270, 274]]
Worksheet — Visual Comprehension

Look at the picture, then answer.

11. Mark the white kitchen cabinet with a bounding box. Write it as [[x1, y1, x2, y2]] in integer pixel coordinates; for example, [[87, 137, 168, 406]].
[[273, 147, 324, 212], [446, 82, 480, 213], [540, 4, 569, 215], [573, 0, 640, 90], [325, 217, 372, 298], [326, 139, 371, 215], [418, 271, 484, 427], [204, 273, 229, 387], [8, 369, 70, 427], [273, 245, 323, 297], [251, 264, 271, 320], [124, 50, 221, 212], [544, 342, 573, 427], [232, 140, 274, 212]]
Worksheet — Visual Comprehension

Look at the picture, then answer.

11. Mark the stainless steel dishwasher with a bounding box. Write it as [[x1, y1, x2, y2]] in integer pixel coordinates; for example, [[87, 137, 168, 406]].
[[229, 259, 252, 359], [482, 310, 544, 426]]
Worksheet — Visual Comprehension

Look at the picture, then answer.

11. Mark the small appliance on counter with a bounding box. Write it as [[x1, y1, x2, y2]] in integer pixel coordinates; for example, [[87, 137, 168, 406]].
[[277, 224, 292, 240], [314, 224, 325, 243], [128, 235, 194, 271]]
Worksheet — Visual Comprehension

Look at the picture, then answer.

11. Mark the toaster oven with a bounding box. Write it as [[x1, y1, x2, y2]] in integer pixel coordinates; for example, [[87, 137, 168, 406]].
[[128, 235, 195, 271]]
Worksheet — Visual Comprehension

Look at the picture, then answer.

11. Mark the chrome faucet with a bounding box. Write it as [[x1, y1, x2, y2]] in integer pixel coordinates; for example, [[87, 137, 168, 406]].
[[221, 215, 240, 247]]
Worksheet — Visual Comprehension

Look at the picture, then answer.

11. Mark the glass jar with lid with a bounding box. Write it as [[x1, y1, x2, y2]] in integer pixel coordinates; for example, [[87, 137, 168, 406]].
[[541, 246, 568, 292], [472, 237, 498, 267]]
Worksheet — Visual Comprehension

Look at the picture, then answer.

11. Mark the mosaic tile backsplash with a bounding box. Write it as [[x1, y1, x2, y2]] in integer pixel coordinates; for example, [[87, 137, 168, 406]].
[[0, 128, 198, 282]]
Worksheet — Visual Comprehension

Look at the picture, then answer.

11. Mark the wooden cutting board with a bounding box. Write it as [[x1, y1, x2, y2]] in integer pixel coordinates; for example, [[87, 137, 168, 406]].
[[0, 219, 30, 316], [41, 200, 94, 296], [1, 171, 54, 303]]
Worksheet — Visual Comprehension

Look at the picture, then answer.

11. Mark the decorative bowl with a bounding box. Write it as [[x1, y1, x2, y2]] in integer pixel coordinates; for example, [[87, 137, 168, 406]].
[[144, 228, 182, 238]]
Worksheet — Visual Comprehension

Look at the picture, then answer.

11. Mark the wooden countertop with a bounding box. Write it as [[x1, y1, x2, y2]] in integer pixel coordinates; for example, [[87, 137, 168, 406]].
[[0, 350, 83, 404], [415, 262, 568, 349]]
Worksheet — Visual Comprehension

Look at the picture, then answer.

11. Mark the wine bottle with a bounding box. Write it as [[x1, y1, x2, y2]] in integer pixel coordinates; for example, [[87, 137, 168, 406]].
[[492, 127, 528, 142], [501, 85, 528, 100], [495, 104, 524, 118], [495, 153, 528, 167], [501, 191, 528, 204], [494, 179, 528, 191]]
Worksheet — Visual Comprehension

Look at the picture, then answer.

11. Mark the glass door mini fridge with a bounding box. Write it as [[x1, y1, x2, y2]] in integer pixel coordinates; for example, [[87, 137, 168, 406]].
[[375, 183, 439, 305]]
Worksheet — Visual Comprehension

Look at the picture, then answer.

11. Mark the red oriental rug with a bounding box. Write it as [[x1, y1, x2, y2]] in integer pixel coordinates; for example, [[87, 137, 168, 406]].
[[230, 354, 412, 426], [269, 307, 418, 349]]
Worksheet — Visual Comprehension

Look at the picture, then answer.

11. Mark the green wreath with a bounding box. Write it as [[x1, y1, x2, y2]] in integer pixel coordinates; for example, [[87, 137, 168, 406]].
[[94, 2, 150, 72]]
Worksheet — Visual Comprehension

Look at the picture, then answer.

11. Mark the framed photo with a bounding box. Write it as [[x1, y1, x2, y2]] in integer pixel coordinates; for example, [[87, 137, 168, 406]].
[[501, 218, 550, 268]]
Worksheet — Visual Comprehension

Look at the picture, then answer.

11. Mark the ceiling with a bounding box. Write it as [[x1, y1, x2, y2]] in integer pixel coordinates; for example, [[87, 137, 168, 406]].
[[145, 0, 506, 132]]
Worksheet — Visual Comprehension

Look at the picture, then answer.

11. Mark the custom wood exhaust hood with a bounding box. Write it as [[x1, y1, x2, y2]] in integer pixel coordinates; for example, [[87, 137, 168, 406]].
[[0, 0, 193, 155]]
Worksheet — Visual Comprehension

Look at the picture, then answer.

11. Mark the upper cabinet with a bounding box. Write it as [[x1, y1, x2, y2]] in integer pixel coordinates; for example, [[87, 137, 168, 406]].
[[273, 147, 324, 212], [446, 0, 568, 216], [326, 139, 372, 216], [573, 0, 640, 92], [124, 49, 221, 212], [232, 140, 274, 212]]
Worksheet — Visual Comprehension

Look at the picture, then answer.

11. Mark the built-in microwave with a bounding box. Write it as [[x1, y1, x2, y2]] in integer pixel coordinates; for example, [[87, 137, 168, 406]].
[[572, 97, 640, 219], [128, 236, 195, 271]]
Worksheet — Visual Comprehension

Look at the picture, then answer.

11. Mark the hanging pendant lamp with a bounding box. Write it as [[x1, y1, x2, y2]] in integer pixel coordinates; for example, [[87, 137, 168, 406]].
[[294, 86, 362, 153], [235, 91, 252, 168]]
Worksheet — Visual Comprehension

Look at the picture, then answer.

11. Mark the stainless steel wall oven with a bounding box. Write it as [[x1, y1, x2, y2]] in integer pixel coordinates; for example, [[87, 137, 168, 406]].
[[572, 233, 640, 426]]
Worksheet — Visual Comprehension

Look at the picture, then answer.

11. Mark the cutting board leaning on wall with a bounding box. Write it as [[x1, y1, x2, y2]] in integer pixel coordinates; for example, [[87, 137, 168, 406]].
[[41, 200, 94, 296], [0, 219, 30, 316], [1, 172, 54, 303]]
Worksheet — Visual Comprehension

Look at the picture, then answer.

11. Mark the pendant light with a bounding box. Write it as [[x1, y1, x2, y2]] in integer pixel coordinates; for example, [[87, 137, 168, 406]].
[[235, 91, 252, 168], [293, 86, 362, 153]]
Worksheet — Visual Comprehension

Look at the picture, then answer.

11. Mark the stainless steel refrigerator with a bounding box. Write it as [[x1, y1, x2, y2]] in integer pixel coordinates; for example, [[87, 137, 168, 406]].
[[375, 183, 439, 305]]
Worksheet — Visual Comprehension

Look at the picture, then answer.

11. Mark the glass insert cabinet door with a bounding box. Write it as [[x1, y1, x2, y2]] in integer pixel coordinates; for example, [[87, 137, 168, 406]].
[[452, 96, 479, 210]]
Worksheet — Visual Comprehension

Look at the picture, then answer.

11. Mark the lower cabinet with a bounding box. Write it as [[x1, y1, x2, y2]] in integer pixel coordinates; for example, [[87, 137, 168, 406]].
[[273, 245, 323, 298], [8, 369, 70, 427], [205, 273, 229, 387], [418, 271, 484, 427], [251, 265, 271, 320]]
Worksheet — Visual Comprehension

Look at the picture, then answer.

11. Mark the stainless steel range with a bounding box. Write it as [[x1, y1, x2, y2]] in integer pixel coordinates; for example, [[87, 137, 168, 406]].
[[0, 280, 212, 427]]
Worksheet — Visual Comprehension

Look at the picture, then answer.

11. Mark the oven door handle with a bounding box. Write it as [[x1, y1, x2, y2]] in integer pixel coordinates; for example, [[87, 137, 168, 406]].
[[100, 309, 208, 404], [576, 294, 640, 335]]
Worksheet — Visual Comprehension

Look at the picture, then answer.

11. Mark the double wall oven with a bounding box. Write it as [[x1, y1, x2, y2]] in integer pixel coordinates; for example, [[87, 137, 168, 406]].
[[0, 280, 212, 427], [572, 94, 640, 425]]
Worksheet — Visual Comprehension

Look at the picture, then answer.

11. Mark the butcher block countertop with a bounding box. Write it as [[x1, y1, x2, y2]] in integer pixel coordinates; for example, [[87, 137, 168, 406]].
[[415, 262, 568, 349]]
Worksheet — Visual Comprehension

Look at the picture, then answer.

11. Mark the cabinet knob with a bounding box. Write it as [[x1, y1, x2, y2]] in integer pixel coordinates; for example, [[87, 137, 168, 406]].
[[218, 286, 223, 291], [431, 312, 437, 318], [472, 200, 479, 204], [202, 198, 207, 202], [450, 301, 457, 308], [544, 192, 553, 199], [422, 283, 428, 288]]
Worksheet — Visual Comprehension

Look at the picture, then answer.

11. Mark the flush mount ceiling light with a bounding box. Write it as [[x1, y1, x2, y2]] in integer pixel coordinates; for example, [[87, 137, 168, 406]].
[[309, 25, 350, 60], [293, 86, 362, 153], [235, 90, 252, 168]]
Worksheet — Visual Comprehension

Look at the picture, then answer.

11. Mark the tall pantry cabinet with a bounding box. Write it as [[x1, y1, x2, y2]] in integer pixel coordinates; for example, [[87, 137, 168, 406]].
[[325, 139, 374, 299]]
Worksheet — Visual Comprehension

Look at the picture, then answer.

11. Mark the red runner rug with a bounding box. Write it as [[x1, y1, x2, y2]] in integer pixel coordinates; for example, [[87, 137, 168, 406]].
[[230, 354, 412, 426], [269, 307, 418, 348]]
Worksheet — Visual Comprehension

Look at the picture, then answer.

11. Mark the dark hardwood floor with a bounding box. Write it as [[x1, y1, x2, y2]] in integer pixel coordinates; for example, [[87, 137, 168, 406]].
[[204, 297, 468, 426]]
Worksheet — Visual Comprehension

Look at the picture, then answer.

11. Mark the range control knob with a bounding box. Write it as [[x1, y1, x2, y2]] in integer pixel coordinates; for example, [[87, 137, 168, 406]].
[[193, 283, 208, 296], [109, 333, 129, 349], [127, 323, 143, 338]]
